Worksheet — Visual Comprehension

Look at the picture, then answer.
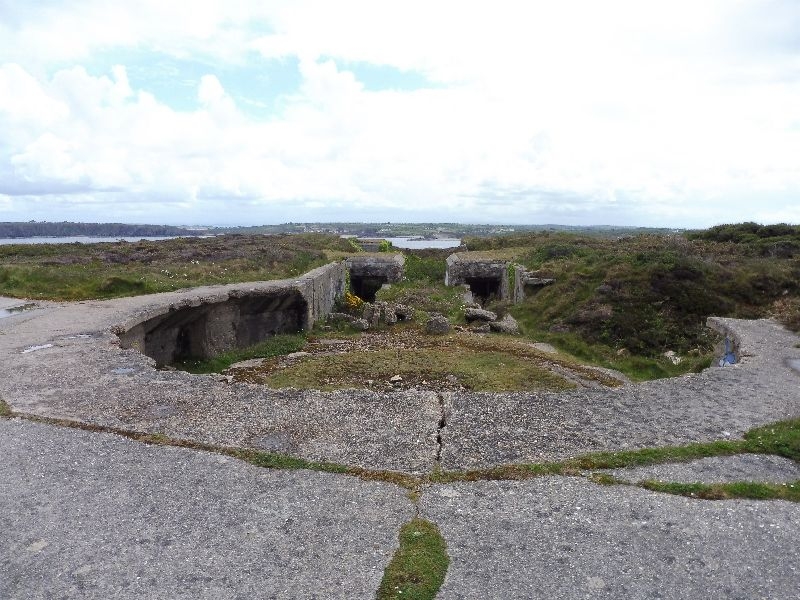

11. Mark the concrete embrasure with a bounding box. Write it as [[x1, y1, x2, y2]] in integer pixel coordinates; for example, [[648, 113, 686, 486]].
[[0, 418, 414, 600], [421, 478, 800, 600], [606, 453, 800, 484]]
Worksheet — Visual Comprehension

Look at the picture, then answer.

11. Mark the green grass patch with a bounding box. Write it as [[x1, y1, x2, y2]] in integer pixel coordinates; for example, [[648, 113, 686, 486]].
[[233, 448, 351, 474], [175, 334, 308, 374], [743, 418, 800, 461], [639, 480, 800, 502], [261, 346, 574, 392], [376, 518, 449, 600], [0, 397, 12, 417]]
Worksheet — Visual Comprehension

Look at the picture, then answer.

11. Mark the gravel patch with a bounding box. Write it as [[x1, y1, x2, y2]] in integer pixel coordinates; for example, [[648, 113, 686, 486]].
[[605, 454, 800, 484], [422, 477, 800, 599]]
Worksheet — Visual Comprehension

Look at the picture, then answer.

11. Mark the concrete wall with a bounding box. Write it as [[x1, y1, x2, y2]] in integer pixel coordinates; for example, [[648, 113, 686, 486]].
[[118, 262, 346, 366], [445, 254, 510, 304], [345, 254, 405, 301]]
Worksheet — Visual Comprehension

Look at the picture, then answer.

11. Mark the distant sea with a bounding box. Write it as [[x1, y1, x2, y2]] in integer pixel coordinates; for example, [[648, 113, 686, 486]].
[[0, 235, 462, 249], [382, 237, 462, 249], [0, 236, 193, 245]]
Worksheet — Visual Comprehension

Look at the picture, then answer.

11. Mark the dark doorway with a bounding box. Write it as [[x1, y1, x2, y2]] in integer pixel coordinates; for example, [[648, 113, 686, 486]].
[[466, 276, 501, 305], [350, 276, 387, 302]]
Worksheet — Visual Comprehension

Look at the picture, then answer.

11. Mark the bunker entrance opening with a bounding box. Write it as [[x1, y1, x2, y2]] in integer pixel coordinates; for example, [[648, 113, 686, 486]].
[[118, 291, 308, 367], [350, 275, 387, 302], [466, 276, 502, 305]]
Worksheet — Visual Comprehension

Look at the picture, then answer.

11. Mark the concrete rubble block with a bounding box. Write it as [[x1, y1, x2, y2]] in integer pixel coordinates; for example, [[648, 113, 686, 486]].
[[426, 313, 451, 334], [489, 314, 520, 334], [464, 307, 498, 322], [393, 304, 414, 321], [350, 318, 370, 331]]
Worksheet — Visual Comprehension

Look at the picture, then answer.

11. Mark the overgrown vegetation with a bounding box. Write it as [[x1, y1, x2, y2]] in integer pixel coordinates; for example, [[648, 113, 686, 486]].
[[252, 345, 574, 392], [465, 228, 800, 364], [175, 334, 307, 374], [228, 329, 627, 391], [0, 234, 353, 300], [376, 518, 449, 600]]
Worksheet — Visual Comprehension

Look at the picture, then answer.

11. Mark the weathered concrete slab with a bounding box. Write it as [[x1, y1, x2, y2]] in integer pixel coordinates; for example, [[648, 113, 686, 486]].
[[440, 318, 800, 470], [422, 478, 800, 599], [0, 418, 414, 600], [0, 280, 439, 474], [607, 454, 800, 484]]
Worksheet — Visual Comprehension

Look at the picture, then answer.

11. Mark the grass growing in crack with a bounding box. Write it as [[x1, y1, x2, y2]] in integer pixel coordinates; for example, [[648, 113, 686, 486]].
[[639, 480, 800, 502], [377, 518, 449, 600], [432, 418, 800, 488], [569, 440, 746, 470], [0, 397, 12, 417], [429, 462, 570, 483], [233, 449, 350, 474], [174, 333, 307, 374]]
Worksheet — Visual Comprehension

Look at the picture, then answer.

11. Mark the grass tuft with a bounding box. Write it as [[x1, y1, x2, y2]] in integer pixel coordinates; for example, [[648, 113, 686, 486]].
[[377, 518, 449, 600], [743, 419, 800, 461], [0, 397, 12, 417], [175, 334, 307, 374]]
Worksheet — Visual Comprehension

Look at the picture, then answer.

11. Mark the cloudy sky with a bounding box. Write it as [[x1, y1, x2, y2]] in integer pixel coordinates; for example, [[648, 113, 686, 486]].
[[1, 1, 798, 227]]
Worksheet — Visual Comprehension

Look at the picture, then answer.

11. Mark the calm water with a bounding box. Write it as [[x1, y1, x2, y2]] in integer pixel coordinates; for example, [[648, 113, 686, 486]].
[[0, 236, 185, 245], [384, 237, 462, 249]]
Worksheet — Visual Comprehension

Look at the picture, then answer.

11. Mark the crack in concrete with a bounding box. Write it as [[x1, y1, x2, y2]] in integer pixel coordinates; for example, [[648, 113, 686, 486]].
[[435, 393, 447, 464]]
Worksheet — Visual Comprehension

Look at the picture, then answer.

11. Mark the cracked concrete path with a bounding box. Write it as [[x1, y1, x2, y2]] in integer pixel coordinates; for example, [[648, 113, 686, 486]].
[[422, 478, 800, 599], [0, 418, 414, 600]]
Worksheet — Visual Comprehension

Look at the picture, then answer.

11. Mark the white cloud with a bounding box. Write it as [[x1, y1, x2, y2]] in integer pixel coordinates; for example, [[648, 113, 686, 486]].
[[0, 1, 799, 225]]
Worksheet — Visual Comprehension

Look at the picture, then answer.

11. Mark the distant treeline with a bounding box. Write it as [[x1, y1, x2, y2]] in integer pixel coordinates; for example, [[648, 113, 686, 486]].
[[0, 222, 199, 238]]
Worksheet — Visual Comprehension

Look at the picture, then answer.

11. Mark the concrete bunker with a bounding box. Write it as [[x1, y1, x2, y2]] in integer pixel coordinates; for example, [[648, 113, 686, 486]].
[[116, 263, 348, 367], [345, 254, 405, 302], [118, 290, 309, 366], [445, 253, 510, 305]]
